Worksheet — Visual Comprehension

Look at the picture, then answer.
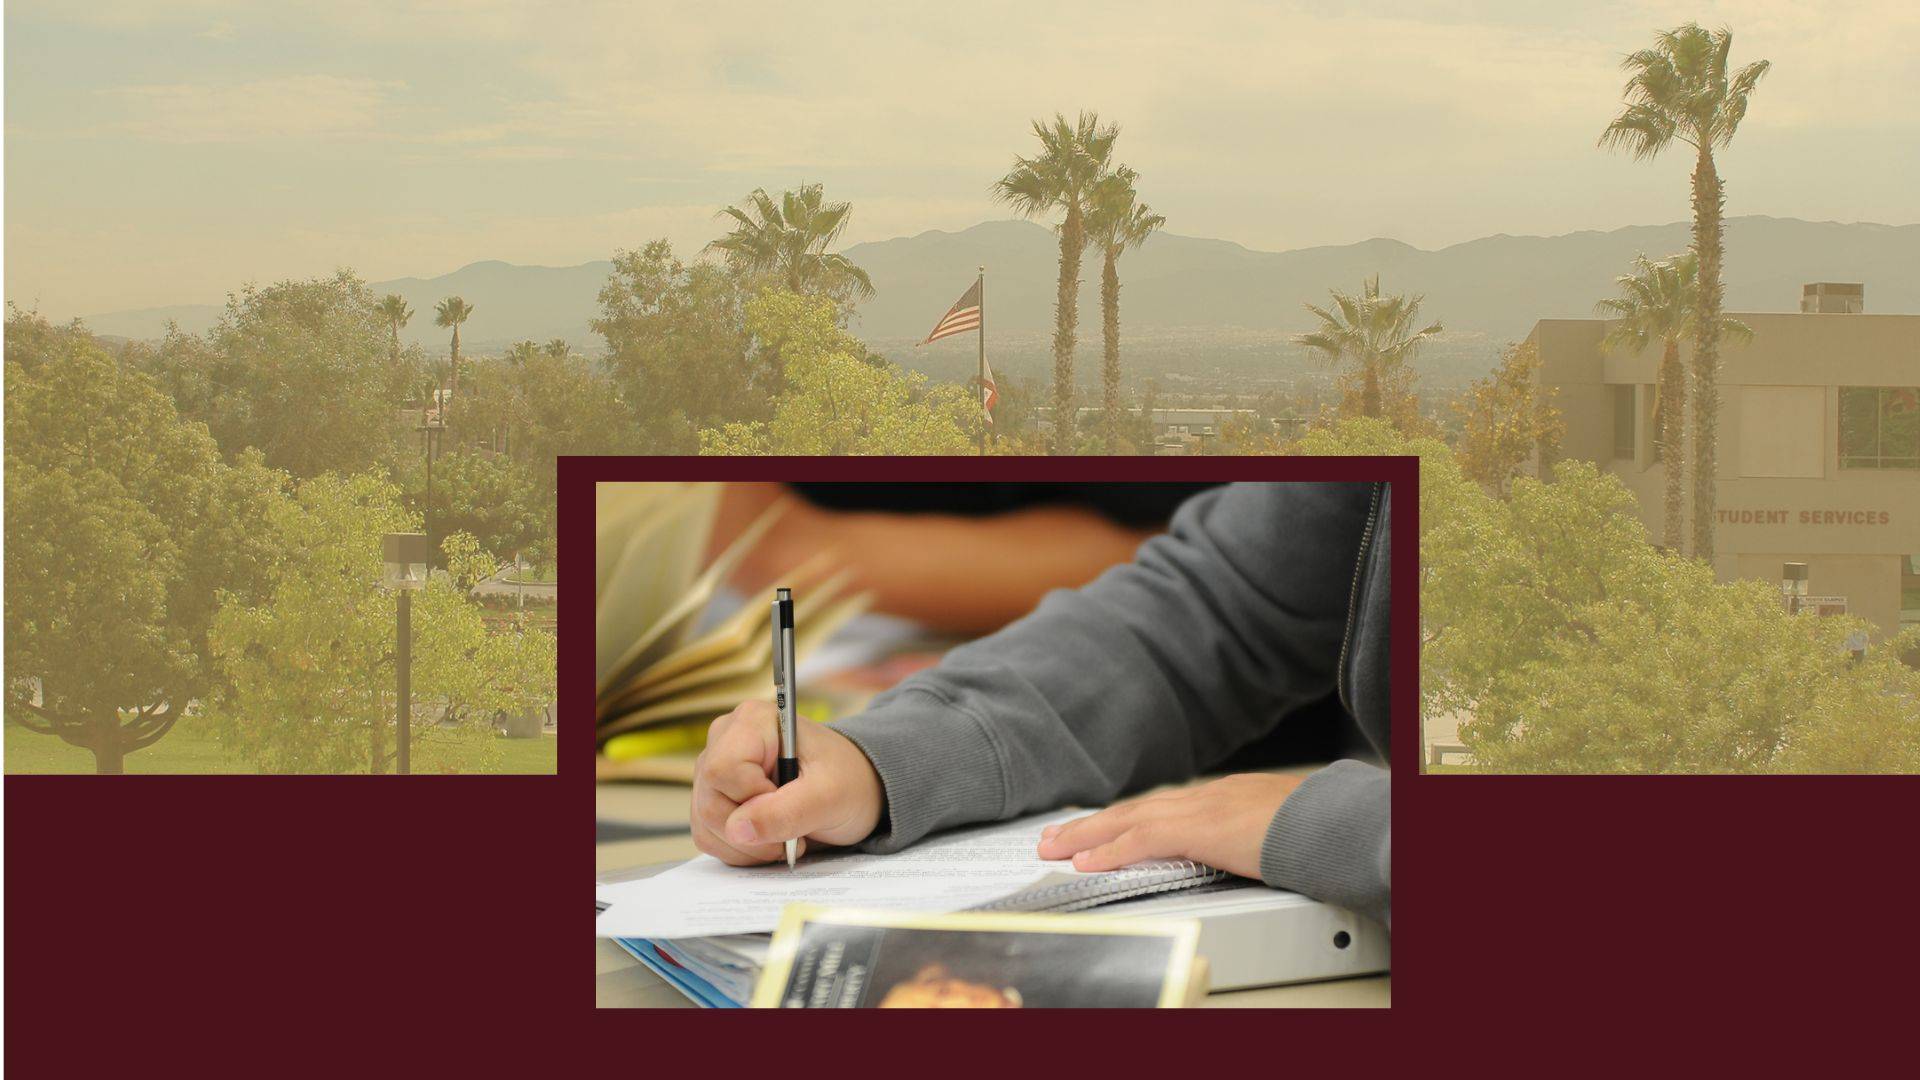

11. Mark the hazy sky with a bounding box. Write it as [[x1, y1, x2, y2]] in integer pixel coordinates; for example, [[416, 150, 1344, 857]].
[[6, 0, 1918, 315]]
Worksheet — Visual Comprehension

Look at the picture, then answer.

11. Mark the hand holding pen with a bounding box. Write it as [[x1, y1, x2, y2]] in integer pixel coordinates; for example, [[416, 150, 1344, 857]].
[[687, 588, 887, 869]]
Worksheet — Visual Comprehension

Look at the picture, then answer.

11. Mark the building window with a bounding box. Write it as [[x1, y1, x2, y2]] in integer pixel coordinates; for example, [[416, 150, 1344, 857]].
[[1839, 386, 1920, 469], [1904, 555, 1920, 630], [1611, 384, 1635, 459]]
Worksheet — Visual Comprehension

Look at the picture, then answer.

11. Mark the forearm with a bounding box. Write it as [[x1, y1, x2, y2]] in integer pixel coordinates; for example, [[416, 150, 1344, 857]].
[[716, 483, 1154, 633], [834, 483, 1372, 852]]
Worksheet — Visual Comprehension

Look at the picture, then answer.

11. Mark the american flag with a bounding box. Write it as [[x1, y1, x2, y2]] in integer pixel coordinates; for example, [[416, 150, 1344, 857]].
[[919, 278, 982, 345]]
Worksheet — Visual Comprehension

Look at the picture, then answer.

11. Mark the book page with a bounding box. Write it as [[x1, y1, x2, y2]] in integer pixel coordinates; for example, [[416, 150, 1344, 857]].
[[595, 810, 1091, 939]]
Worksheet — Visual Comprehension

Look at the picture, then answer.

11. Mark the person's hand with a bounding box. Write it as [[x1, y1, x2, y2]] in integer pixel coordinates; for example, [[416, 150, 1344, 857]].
[[1035, 773, 1303, 879], [691, 699, 885, 866]]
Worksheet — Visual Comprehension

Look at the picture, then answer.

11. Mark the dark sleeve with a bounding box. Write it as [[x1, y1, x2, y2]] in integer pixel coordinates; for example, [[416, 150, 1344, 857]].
[[831, 482, 1387, 921], [1260, 759, 1390, 927]]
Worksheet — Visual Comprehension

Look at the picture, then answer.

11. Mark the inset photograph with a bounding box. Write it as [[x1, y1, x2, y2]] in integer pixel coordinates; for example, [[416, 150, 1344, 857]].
[[591, 470, 1407, 1008]]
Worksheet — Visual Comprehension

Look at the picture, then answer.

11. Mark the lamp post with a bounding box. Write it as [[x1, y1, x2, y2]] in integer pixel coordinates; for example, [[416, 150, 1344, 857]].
[[383, 532, 431, 775], [418, 406, 444, 552], [1781, 561, 1809, 616]]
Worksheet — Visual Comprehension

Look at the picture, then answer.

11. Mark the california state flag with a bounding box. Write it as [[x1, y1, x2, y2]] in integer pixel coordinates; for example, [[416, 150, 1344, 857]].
[[981, 355, 998, 424]]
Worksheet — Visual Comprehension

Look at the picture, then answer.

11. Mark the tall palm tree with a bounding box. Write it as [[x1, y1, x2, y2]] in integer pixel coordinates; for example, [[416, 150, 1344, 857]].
[[1297, 275, 1442, 421], [993, 111, 1120, 455], [1084, 165, 1164, 453], [1600, 23, 1769, 563], [707, 183, 875, 304], [434, 296, 475, 417], [377, 294, 412, 365], [1596, 252, 1754, 551]]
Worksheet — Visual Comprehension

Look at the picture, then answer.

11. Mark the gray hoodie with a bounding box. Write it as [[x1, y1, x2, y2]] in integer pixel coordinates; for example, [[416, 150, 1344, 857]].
[[834, 481, 1392, 928]]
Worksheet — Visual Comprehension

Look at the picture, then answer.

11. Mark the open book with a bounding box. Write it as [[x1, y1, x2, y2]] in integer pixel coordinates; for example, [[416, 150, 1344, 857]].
[[595, 482, 871, 779]]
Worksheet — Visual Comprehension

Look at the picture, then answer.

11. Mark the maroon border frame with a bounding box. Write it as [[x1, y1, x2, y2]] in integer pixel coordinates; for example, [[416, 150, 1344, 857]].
[[568, 454, 1420, 1024]]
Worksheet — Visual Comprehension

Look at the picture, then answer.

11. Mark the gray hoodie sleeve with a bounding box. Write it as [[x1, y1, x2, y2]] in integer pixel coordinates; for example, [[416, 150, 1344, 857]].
[[831, 481, 1390, 926]]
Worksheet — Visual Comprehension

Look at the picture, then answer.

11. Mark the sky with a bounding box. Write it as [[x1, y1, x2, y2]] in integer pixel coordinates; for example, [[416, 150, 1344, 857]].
[[5, 0, 1918, 316]]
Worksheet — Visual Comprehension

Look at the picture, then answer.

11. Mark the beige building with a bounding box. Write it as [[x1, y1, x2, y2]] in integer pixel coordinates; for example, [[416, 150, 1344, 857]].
[[1530, 283, 1919, 643]]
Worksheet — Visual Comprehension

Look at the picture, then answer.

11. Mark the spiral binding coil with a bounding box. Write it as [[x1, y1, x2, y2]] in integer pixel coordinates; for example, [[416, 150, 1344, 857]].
[[968, 859, 1229, 915]]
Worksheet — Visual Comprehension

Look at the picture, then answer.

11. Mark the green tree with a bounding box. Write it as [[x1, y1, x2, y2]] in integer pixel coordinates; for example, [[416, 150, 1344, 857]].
[[1594, 252, 1753, 551], [1293, 417, 1920, 774], [5, 311, 285, 773], [207, 473, 555, 774], [474, 346, 641, 479], [1450, 340, 1565, 497], [1130, 378, 1161, 453], [1297, 275, 1442, 423], [993, 111, 1120, 455], [593, 240, 761, 452], [706, 183, 875, 311], [412, 451, 549, 562], [1600, 22, 1769, 563], [434, 295, 476, 420], [1084, 165, 1165, 453], [377, 293, 413, 364], [147, 271, 398, 478], [699, 292, 979, 455]]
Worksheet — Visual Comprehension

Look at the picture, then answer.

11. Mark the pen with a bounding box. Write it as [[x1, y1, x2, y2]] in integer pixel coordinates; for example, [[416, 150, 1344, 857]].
[[771, 587, 799, 869]]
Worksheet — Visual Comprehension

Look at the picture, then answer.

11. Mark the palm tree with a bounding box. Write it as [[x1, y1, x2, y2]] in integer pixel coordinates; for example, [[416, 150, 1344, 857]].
[[434, 296, 475, 418], [1600, 23, 1769, 563], [544, 338, 569, 359], [1596, 252, 1754, 551], [1297, 275, 1442, 421], [993, 111, 1120, 455], [707, 183, 874, 304], [1084, 165, 1164, 453], [377, 294, 412, 365]]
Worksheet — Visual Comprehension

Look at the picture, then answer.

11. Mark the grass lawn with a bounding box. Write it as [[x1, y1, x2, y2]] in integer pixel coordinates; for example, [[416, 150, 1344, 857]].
[[5, 716, 557, 775]]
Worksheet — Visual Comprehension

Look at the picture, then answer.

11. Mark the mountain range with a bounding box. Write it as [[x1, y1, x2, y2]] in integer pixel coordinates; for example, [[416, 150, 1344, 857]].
[[73, 216, 1918, 358]]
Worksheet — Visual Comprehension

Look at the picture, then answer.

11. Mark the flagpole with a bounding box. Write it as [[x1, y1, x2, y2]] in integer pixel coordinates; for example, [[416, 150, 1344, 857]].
[[977, 265, 987, 457]]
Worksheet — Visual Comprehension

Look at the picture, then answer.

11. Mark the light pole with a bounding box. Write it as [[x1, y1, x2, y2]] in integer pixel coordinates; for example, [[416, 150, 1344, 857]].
[[1781, 561, 1809, 616], [418, 408, 444, 553], [383, 532, 431, 775]]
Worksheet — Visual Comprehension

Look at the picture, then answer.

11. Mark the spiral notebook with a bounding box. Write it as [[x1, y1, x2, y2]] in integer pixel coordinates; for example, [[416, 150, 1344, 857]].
[[969, 860, 1231, 914]]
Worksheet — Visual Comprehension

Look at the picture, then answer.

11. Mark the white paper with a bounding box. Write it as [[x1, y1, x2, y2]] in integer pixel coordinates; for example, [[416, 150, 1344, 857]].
[[595, 810, 1089, 938]]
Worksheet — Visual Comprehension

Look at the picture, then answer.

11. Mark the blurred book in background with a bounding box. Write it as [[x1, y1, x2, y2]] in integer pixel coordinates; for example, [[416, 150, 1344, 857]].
[[594, 482, 869, 781]]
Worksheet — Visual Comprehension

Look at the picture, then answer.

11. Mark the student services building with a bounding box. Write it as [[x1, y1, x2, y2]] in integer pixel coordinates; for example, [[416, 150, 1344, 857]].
[[1529, 283, 1919, 644]]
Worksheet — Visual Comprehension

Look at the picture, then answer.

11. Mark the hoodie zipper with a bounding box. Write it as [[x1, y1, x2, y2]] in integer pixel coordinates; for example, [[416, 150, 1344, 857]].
[[1336, 482, 1385, 717]]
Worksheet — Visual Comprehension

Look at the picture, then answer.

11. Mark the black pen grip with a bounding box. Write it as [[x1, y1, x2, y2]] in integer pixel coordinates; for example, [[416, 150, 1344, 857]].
[[776, 758, 799, 786]]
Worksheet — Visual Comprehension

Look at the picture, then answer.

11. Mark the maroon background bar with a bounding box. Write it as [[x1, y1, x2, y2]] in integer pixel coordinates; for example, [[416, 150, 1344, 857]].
[[7, 453, 1915, 1068]]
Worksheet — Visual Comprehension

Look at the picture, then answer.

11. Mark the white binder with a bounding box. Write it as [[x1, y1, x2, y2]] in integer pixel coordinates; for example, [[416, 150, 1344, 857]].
[[1085, 879, 1389, 989]]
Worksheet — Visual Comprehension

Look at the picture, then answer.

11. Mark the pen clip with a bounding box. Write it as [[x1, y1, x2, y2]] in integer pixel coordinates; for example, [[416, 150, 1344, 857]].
[[770, 597, 787, 690]]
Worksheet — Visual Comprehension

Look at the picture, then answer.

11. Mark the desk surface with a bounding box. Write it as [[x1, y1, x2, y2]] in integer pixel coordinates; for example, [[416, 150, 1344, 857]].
[[596, 779, 1390, 1009]]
